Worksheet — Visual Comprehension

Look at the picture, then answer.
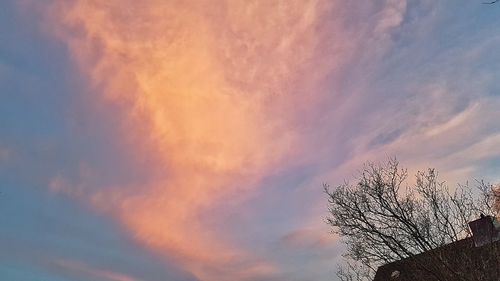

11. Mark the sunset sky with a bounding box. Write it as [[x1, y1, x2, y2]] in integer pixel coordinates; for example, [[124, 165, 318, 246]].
[[1, 1, 500, 280]]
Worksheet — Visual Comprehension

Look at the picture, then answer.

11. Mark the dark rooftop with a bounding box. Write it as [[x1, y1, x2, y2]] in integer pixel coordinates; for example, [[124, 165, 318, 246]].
[[374, 216, 500, 281]]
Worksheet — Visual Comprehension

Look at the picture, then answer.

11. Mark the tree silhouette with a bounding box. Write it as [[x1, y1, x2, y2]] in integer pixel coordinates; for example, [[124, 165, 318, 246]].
[[325, 159, 498, 281]]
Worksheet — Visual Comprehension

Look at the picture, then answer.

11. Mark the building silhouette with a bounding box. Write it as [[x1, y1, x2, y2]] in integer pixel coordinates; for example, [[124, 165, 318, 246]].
[[373, 216, 500, 281]]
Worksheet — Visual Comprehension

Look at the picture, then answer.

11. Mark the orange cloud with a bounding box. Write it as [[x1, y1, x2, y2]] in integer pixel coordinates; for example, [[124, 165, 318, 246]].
[[41, 0, 345, 280]]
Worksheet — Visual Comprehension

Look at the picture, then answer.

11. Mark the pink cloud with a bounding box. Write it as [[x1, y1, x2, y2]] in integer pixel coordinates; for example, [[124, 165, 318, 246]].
[[52, 259, 141, 281]]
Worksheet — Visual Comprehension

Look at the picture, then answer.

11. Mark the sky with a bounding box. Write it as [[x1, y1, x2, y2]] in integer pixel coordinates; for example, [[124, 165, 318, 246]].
[[1, 1, 500, 280]]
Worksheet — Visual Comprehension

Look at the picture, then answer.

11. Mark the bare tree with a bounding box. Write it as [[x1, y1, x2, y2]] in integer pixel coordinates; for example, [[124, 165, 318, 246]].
[[325, 159, 498, 281], [493, 184, 500, 216]]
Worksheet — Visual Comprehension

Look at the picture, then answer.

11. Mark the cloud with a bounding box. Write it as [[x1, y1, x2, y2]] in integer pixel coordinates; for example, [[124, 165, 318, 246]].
[[52, 259, 141, 281], [36, 0, 417, 279], [21, 0, 500, 280], [374, 0, 407, 38], [40, 0, 349, 280], [280, 228, 337, 251]]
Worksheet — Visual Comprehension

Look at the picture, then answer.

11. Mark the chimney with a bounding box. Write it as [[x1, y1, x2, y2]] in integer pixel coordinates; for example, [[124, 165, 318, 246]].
[[468, 215, 500, 247]]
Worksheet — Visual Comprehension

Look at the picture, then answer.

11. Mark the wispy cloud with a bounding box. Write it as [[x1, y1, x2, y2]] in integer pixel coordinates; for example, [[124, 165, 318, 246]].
[[36, 0, 411, 279], [42, 0, 344, 280], [7, 0, 498, 280], [52, 260, 141, 281]]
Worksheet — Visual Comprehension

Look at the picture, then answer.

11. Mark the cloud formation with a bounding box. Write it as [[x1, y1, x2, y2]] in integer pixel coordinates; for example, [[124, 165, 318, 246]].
[[43, 0, 349, 280], [40, 0, 418, 280], [11, 0, 498, 280], [52, 260, 141, 281]]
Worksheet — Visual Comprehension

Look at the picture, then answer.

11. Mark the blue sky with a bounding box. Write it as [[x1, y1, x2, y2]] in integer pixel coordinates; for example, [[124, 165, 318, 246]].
[[1, 1, 500, 281]]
